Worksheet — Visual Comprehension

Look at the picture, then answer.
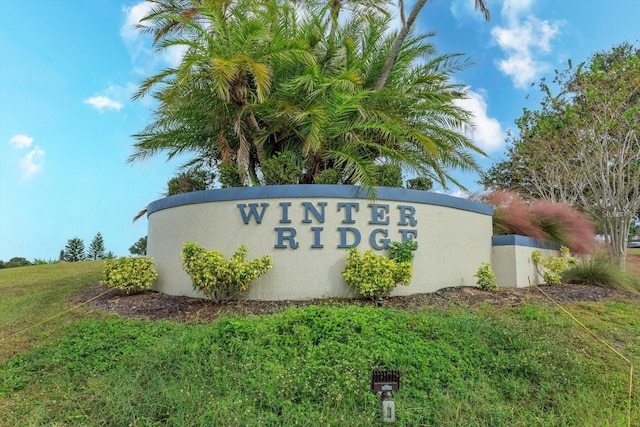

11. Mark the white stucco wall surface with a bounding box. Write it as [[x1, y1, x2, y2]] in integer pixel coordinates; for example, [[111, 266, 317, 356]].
[[147, 185, 494, 300], [492, 235, 560, 288]]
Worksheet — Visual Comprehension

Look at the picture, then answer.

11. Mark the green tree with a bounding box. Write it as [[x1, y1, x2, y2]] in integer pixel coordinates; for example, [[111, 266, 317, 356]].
[[4, 257, 31, 268], [88, 232, 106, 260], [129, 237, 148, 256], [166, 166, 215, 196], [482, 42, 640, 268], [64, 237, 86, 262], [130, 0, 486, 195], [406, 176, 433, 191]]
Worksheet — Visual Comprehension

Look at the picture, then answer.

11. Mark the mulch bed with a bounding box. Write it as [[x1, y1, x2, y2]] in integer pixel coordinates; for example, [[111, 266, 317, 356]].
[[72, 282, 640, 324]]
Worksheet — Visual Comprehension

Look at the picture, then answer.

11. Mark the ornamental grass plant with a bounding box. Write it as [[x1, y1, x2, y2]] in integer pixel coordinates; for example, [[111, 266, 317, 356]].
[[483, 191, 595, 254], [562, 251, 640, 293]]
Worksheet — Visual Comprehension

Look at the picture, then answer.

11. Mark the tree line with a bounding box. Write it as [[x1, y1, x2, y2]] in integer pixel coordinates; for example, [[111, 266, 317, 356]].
[[0, 234, 149, 269], [481, 42, 639, 267]]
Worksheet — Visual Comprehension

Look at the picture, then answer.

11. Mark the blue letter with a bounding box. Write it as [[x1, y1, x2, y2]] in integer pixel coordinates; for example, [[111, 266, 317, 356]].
[[370, 228, 390, 250], [302, 202, 327, 223], [368, 203, 390, 225], [399, 229, 418, 242], [397, 205, 417, 226], [310, 227, 323, 248], [337, 202, 359, 224], [338, 227, 361, 248], [279, 202, 292, 224], [237, 203, 269, 224], [274, 227, 299, 249]]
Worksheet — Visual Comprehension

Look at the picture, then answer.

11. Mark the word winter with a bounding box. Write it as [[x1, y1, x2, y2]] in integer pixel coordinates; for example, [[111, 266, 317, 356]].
[[237, 201, 418, 250]]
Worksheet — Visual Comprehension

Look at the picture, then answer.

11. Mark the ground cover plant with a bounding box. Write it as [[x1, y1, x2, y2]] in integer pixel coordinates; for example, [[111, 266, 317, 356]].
[[1, 263, 639, 426]]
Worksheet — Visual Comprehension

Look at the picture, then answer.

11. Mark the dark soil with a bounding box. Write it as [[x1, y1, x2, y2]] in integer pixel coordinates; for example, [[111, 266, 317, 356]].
[[72, 283, 640, 324]]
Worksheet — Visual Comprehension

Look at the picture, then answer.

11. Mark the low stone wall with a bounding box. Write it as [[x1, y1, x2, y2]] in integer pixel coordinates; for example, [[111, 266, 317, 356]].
[[491, 235, 560, 288], [146, 185, 494, 300]]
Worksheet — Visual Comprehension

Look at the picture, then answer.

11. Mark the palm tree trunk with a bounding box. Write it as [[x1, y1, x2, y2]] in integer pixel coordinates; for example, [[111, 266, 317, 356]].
[[373, 0, 428, 91], [374, 0, 489, 91]]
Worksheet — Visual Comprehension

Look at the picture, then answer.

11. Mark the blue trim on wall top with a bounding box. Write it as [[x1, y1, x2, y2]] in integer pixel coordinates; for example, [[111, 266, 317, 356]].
[[146, 185, 493, 216], [492, 235, 560, 250]]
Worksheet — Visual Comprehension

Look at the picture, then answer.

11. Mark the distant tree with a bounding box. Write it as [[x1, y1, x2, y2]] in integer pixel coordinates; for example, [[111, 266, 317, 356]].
[[129, 236, 147, 256], [58, 250, 65, 262], [406, 176, 433, 191], [481, 42, 640, 267], [104, 251, 117, 259], [374, 164, 403, 188], [5, 257, 32, 268], [166, 167, 215, 196], [87, 232, 106, 260], [64, 237, 86, 262]]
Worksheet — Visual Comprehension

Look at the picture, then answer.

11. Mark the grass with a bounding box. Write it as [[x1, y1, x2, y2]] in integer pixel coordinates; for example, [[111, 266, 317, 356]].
[[0, 261, 104, 364], [1, 263, 640, 426]]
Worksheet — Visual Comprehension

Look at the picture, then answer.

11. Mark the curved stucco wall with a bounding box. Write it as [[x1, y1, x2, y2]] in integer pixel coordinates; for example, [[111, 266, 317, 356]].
[[147, 185, 493, 300]]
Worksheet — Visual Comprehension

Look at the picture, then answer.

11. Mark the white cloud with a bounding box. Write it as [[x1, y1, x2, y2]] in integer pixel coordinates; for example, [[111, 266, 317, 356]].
[[9, 134, 33, 149], [121, 1, 185, 72], [121, 1, 153, 42], [454, 88, 505, 153], [450, 0, 487, 21], [20, 146, 45, 179], [500, 0, 535, 25], [84, 96, 124, 111], [491, 3, 562, 88]]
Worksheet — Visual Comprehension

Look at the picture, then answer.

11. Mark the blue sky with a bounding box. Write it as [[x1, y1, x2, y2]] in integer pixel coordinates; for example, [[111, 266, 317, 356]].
[[1, 0, 638, 261]]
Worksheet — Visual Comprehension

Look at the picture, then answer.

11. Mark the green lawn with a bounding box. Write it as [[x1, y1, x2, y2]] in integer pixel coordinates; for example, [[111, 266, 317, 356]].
[[1, 262, 639, 426], [0, 261, 104, 364]]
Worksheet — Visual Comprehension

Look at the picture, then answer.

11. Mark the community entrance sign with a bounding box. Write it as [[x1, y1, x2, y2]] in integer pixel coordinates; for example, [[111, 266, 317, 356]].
[[146, 185, 493, 300]]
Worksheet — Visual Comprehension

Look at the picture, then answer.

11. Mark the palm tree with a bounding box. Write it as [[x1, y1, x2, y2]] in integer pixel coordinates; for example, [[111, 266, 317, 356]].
[[258, 11, 483, 190], [373, 0, 490, 90], [130, 0, 313, 184], [130, 0, 485, 194]]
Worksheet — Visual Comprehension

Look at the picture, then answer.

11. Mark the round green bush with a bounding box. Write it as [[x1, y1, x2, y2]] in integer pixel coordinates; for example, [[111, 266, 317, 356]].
[[101, 257, 158, 294]]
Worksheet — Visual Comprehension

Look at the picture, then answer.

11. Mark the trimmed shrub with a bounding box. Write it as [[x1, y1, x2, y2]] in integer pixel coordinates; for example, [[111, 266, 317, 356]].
[[532, 247, 578, 285], [101, 257, 158, 294], [218, 162, 244, 188], [261, 152, 301, 185], [181, 242, 273, 303], [406, 176, 433, 191], [314, 168, 341, 184], [475, 262, 498, 291], [374, 164, 403, 188], [342, 242, 416, 300], [388, 240, 418, 263]]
